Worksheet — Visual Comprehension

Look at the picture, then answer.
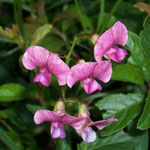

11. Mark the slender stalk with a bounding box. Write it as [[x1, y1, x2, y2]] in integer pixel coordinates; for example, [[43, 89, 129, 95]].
[[99, 0, 122, 34], [0, 119, 12, 130], [75, 0, 88, 32], [66, 37, 77, 65], [33, 71, 44, 107], [96, 0, 105, 32], [13, 0, 24, 36]]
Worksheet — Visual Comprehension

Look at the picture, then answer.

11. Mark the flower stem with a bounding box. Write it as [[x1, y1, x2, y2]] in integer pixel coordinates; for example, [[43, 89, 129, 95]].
[[96, 0, 105, 32], [99, 0, 122, 34], [66, 37, 77, 65], [33, 71, 44, 107]]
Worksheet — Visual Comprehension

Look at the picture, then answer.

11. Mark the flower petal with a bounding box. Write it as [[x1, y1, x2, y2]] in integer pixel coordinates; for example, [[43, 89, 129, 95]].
[[94, 21, 128, 62], [112, 21, 128, 46], [67, 62, 96, 88], [47, 53, 70, 85], [81, 127, 96, 143], [33, 69, 52, 87], [81, 78, 102, 94], [22, 46, 50, 70], [93, 61, 112, 83], [70, 116, 89, 134], [51, 122, 66, 139], [89, 118, 118, 130], [104, 46, 127, 62], [34, 109, 64, 124]]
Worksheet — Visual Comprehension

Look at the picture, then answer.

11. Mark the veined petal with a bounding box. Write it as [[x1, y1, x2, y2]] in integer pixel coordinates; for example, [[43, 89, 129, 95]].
[[51, 122, 66, 139], [93, 61, 112, 83], [81, 78, 102, 94], [112, 21, 128, 46], [34, 109, 64, 124], [94, 21, 128, 62], [33, 68, 52, 87], [105, 46, 127, 62], [81, 127, 96, 143], [22, 46, 50, 70], [47, 53, 70, 86], [67, 62, 96, 88], [89, 118, 118, 130]]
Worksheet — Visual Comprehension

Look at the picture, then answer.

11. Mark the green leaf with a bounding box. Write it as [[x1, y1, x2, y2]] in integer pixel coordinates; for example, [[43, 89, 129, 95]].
[[0, 128, 19, 150], [0, 110, 8, 119], [55, 138, 72, 150], [137, 91, 150, 130], [135, 131, 148, 150], [30, 24, 52, 45], [111, 64, 145, 87], [95, 93, 144, 136], [140, 16, 150, 58], [126, 31, 150, 81], [0, 83, 29, 102], [84, 131, 139, 150], [26, 104, 44, 114]]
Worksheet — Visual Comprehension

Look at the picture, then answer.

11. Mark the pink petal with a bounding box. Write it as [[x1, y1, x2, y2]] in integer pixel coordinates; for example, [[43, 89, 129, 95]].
[[81, 127, 96, 143], [112, 21, 128, 46], [34, 109, 64, 124], [105, 46, 127, 62], [22, 46, 50, 70], [47, 53, 70, 85], [94, 21, 128, 62], [51, 122, 66, 139], [89, 118, 118, 130], [93, 61, 112, 83], [67, 62, 96, 88], [70, 116, 89, 134], [33, 68, 52, 87], [81, 78, 102, 94], [62, 114, 86, 125]]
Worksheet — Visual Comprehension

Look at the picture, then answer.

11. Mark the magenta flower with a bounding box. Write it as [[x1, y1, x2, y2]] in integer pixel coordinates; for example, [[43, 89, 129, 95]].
[[94, 21, 128, 62], [71, 116, 117, 143], [34, 109, 85, 139], [71, 104, 117, 143], [67, 61, 112, 94], [22, 46, 70, 87]]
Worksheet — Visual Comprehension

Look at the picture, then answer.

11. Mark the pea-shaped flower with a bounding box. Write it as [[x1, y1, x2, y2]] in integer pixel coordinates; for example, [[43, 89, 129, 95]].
[[94, 21, 128, 62], [22, 46, 70, 87], [67, 60, 112, 94], [71, 103, 117, 143], [34, 99, 85, 139]]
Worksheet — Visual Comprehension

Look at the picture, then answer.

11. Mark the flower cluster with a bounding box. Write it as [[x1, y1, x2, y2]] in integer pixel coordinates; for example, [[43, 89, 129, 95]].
[[22, 21, 128, 142]]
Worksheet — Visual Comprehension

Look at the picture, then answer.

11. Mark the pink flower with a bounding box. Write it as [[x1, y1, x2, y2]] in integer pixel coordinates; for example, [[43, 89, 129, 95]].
[[34, 100, 85, 139], [22, 46, 70, 87], [67, 61, 112, 94], [71, 104, 117, 143], [71, 116, 117, 143], [94, 21, 128, 62]]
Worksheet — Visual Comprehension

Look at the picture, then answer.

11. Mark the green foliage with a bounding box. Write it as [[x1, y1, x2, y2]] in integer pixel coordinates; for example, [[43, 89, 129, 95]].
[[31, 24, 52, 45], [95, 93, 144, 136], [126, 31, 150, 81], [140, 16, 150, 58], [0, 83, 30, 102], [0, 128, 19, 150], [81, 131, 139, 150], [112, 64, 145, 87], [137, 91, 150, 130]]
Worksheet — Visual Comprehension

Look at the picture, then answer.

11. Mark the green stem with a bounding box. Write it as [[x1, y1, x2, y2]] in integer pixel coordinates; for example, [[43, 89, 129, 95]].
[[96, 0, 105, 32], [13, 0, 24, 36], [99, 0, 122, 34], [66, 37, 77, 65], [75, 0, 88, 32]]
